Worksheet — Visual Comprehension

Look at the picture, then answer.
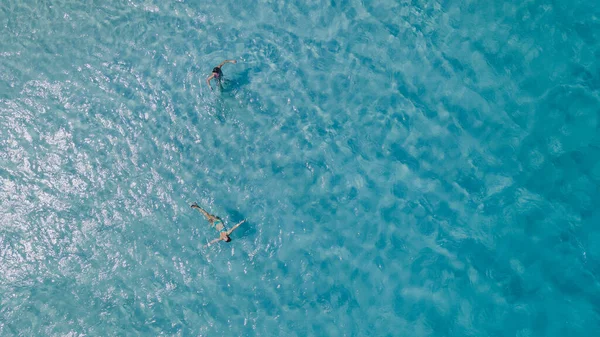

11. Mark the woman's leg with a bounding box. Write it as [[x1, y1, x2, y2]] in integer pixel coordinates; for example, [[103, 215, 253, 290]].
[[191, 203, 219, 224]]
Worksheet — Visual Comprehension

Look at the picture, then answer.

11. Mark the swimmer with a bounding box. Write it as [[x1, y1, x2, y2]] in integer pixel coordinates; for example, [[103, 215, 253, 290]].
[[206, 59, 237, 90], [191, 202, 246, 247]]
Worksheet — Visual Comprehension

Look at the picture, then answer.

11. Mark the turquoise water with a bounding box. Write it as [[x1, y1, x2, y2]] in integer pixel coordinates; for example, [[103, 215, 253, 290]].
[[1, 0, 599, 335]]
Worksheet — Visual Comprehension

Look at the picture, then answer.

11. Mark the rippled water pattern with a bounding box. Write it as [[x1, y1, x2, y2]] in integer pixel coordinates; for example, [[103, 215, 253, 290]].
[[1, 0, 600, 336]]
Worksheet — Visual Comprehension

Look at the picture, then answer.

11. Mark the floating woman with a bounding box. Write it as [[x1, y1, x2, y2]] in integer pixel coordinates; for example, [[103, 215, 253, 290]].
[[191, 203, 246, 247]]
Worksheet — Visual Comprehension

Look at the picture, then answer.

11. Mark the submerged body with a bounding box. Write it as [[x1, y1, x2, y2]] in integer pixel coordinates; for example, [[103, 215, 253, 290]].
[[206, 59, 237, 90]]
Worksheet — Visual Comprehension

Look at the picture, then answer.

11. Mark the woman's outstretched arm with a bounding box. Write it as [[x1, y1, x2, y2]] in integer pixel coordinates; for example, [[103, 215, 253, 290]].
[[204, 237, 222, 248], [226, 220, 246, 235], [206, 74, 215, 89], [217, 59, 237, 67]]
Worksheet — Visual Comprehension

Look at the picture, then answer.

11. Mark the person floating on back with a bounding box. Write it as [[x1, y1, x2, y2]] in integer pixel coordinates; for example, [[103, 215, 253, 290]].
[[191, 202, 246, 247], [206, 59, 237, 90]]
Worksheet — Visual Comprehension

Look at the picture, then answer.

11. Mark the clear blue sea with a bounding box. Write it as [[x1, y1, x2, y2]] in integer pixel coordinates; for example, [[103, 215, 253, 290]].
[[1, 0, 599, 336]]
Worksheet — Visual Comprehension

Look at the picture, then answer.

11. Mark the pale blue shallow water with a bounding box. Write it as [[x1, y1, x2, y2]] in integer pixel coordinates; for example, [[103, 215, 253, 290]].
[[1, 0, 600, 336]]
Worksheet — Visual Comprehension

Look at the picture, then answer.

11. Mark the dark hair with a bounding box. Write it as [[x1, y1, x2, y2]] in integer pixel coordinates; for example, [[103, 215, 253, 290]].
[[212, 67, 221, 74], [224, 236, 231, 242]]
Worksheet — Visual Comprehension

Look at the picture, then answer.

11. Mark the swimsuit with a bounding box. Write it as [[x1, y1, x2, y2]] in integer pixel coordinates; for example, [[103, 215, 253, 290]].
[[213, 219, 228, 234]]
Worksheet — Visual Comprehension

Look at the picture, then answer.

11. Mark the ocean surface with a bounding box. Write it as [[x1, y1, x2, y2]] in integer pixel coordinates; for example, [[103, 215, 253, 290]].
[[1, 0, 599, 336]]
